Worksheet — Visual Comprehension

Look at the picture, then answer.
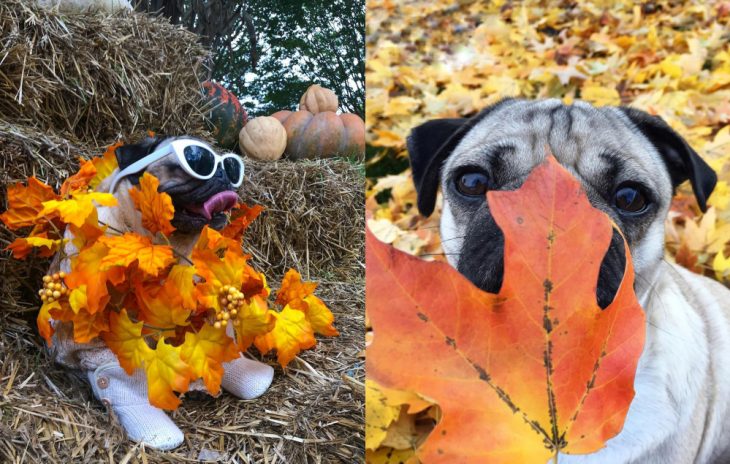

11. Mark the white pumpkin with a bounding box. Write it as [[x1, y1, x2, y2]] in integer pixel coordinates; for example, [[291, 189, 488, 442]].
[[238, 117, 287, 161]]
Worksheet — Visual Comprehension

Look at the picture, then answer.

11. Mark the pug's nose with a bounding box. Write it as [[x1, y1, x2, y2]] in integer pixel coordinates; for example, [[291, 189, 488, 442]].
[[213, 165, 231, 185]]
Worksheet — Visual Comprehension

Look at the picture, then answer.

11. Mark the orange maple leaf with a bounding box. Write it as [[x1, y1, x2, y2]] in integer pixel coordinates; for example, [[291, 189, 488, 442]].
[[0, 177, 58, 230], [129, 172, 176, 236], [366, 156, 646, 462], [71, 308, 110, 344], [6, 230, 63, 259], [60, 157, 97, 197], [221, 203, 264, 242], [64, 241, 118, 314], [179, 323, 240, 395], [135, 270, 193, 332], [98, 233, 175, 277], [275, 269, 318, 306], [254, 305, 316, 368]]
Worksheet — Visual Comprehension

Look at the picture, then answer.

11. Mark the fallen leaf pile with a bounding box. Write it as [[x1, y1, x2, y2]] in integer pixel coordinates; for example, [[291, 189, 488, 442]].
[[366, 0, 730, 275], [366, 0, 729, 460], [367, 156, 646, 462], [1, 145, 338, 410]]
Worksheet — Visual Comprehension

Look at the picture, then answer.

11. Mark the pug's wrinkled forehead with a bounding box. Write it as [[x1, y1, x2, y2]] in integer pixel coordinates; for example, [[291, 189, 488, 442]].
[[442, 100, 676, 223]]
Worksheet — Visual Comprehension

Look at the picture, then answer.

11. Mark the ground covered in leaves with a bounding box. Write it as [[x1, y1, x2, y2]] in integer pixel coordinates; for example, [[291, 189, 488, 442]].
[[366, 0, 730, 460]]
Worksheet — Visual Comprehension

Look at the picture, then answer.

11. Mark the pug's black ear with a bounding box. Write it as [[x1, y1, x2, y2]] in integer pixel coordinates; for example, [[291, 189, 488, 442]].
[[407, 98, 515, 217], [114, 136, 165, 171], [619, 107, 716, 212]]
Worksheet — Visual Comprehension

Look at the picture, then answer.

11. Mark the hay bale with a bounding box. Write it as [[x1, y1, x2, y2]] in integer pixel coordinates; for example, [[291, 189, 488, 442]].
[[0, 119, 364, 304], [0, 0, 211, 144], [0, 121, 365, 461], [242, 159, 365, 282]]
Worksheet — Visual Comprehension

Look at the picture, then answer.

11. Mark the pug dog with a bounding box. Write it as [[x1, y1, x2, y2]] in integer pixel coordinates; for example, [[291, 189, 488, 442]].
[[407, 98, 730, 464], [48, 136, 274, 450]]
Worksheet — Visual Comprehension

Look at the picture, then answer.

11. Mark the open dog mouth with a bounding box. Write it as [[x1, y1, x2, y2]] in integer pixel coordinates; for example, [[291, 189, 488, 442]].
[[183, 191, 239, 221], [171, 190, 239, 233]]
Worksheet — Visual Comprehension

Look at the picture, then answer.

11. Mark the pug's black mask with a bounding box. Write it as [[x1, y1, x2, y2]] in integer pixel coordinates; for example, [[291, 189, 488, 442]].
[[114, 136, 239, 234]]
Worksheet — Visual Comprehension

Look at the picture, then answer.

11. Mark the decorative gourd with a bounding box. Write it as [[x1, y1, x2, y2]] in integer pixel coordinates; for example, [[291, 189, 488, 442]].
[[201, 81, 248, 149], [271, 110, 365, 160], [239, 117, 287, 161], [298, 85, 338, 114]]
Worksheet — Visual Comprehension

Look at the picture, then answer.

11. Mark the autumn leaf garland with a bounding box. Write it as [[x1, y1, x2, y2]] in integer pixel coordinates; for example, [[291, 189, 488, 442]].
[[0, 146, 338, 410]]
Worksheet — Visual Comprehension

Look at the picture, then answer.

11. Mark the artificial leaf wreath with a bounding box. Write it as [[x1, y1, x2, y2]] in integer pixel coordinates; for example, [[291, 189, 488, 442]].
[[0, 143, 338, 410]]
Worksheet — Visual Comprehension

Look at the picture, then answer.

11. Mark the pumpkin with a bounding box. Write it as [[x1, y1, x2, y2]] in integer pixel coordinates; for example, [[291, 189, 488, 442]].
[[201, 81, 248, 149], [271, 110, 365, 160], [298, 84, 338, 114], [238, 117, 287, 161]]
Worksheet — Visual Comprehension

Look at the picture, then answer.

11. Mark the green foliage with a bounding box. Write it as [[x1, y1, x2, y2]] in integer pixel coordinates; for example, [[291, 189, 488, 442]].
[[213, 0, 365, 118]]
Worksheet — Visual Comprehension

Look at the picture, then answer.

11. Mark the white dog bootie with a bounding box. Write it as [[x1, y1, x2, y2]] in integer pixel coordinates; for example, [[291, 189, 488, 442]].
[[88, 362, 184, 450], [220, 356, 274, 400]]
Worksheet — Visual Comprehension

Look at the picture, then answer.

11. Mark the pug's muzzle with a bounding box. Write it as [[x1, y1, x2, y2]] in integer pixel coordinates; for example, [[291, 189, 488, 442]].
[[114, 136, 241, 234]]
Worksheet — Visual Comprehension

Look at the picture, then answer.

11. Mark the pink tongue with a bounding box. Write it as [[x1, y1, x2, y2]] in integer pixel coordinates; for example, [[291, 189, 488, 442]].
[[187, 191, 239, 220]]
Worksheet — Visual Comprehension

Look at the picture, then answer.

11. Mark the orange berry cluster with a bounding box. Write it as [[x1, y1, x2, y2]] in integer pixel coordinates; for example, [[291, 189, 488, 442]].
[[38, 272, 67, 303], [213, 284, 243, 329]]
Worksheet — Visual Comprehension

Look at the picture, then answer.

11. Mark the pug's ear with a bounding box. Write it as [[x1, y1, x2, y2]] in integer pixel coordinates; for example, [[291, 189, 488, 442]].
[[407, 98, 516, 217], [114, 136, 165, 171], [619, 107, 717, 212]]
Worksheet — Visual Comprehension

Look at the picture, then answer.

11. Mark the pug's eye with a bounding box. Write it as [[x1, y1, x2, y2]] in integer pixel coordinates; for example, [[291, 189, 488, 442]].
[[456, 172, 490, 197], [614, 183, 648, 214]]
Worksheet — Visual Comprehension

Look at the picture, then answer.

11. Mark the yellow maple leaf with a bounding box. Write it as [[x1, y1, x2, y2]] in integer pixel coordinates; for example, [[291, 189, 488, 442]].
[[231, 295, 275, 350], [254, 305, 316, 368], [302, 295, 339, 337], [366, 379, 400, 450], [580, 84, 620, 106], [0, 177, 59, 230], [179, 323, 240, 395], [37, 300, 61, 345], [98, 233, 175, 277], [275, 269, 338, 337], [69, 285, 88, 314], [128, 172, 176, 236], [145, 338, 193, 410], [101, 309, 154, 374], [39, 191, 117, 228], [89, 141, 121, 189]]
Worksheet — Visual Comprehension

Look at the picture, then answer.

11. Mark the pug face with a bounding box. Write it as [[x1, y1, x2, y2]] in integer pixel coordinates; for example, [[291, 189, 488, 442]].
[[407, 99, 717, 307], [114, 136, 240, 234]]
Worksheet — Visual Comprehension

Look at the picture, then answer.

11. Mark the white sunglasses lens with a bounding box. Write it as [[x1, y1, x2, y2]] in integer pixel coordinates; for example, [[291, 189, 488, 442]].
[[223, 157, 244, 185], [183, 145, 216, 177]]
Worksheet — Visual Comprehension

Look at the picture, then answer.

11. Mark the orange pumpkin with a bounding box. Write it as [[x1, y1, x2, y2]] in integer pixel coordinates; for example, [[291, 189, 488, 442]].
[[298, 85, 338, 114], [271, 110, 365, 160]]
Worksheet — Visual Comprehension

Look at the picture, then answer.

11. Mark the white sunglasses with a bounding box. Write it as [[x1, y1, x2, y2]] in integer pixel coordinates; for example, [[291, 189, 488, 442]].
[[110, 138, 245, 193]]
